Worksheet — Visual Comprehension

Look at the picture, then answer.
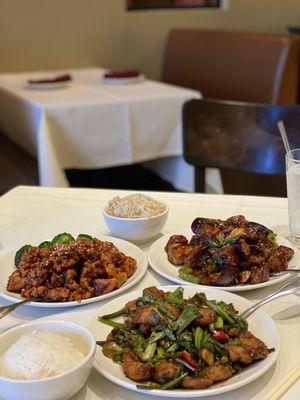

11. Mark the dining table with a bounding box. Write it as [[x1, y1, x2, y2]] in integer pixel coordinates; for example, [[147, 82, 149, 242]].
[[0, 67, 227, 193], [0, 185, 299, 400]]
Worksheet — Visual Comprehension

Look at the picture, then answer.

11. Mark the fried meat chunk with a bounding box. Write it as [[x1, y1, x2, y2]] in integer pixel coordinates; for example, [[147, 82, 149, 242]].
[[203, 363, 235, 382], [239, 331, 268, 359], [266, 245, 294, 272], [182, 376, 213, 389], [131, 304, 159, 334], [165, 235, 193, 265], [250, 264, 269, 284], [121, 348, 152, 382], [152, 361, 179, 384], [142, 286, 166, 300], [194, 307, 217, 327], [225, 344, 256, 364]]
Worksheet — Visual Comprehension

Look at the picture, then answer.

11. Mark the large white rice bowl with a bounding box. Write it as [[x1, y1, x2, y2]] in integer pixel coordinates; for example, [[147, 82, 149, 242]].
[[0, 320, 95, 400]]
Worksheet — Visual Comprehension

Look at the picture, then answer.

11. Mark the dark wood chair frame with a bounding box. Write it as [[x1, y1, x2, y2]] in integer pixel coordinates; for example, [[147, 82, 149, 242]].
[[183, 99, 300, 193]]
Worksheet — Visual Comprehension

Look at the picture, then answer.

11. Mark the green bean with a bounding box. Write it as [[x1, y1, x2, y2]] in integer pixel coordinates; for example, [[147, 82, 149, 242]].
[[159, 372, 188, 390], [166, 343, 179, 353], [174, 303, 199, 335], [194, 326, 203, 350], [141, 342, 157, 362], [98, 317, 125, 329], [200, 298, 236, 324], [209, 322, 215, 333], [137, 372, 188, 390], [149, 331, 165, 344], [215, 316, 224, 329], [157, 347, 165, 358], [179, 268, 200, 284], [101, 308, 126, 319], [220, 355, 229, 363], [157, 301, 178, 320], [202, 340, 215, 353], [166, 287, 184, 307], [136, 382, 161, 390], [227, 339, 241, 346]]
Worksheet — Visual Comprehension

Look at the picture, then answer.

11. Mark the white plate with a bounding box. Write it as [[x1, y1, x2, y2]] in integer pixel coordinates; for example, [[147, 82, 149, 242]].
[[0, 235, 148, 308], [88, 285, 280, 397], [25, 81, 71, 90], [148, 228, 300, 292], [102, 74, 145, 85]]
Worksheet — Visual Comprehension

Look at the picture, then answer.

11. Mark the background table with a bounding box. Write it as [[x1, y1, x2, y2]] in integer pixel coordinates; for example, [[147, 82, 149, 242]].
[[0, 68, 226, 193], [0, 186, 299, 399]]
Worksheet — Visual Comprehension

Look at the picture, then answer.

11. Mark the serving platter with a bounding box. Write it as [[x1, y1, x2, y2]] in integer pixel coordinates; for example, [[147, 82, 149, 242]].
[[0, 235, 148, 308], [88, 285, 280, 398], [148, 228, 300, 292]]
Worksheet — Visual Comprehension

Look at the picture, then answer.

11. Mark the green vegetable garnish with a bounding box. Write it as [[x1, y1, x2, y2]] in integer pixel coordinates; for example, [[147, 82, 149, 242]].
[[173, 303, 199, 335], [38, 241, 52, 249], [179, 268, 200, 284], [101, 308, 126, 319], [215, 316, 224, 329], [14, 245, 31, 267], [137, 372, 188, 390], [166, 287, 184, 307], [194, 326, 203, 350], [77, 234, 93, 241], [140, 342, 157, 362], [52, 233, 75, 245], [267, 232, 277, 246]]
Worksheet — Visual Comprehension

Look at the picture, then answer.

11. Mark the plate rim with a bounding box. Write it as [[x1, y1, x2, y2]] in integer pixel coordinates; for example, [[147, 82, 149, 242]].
[[25, 81, 71, 90], [90, 284, 280, 397], [148, 227, 300, 292], [102, 74, 145, 85], [0, 234, 148, 308]]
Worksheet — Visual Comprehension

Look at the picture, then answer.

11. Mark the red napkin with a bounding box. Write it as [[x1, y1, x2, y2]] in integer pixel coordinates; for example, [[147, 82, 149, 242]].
[[28, 74, 72, 84], [104, 70, 140, 79]]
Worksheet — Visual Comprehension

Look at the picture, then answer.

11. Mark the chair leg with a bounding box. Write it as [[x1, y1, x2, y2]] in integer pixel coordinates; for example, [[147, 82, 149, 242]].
[[195, 167, 205, 193]]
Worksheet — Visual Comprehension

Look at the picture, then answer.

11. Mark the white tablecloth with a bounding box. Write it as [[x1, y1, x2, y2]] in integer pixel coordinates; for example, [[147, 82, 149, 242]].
[[0, 186, 299, 400], [0, 68, 219, 192]]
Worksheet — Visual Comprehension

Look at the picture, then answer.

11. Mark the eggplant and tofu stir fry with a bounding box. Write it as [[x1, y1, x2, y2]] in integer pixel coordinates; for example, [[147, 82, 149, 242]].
[[165, 215, 294, 286], [98, 286, 272, 390]]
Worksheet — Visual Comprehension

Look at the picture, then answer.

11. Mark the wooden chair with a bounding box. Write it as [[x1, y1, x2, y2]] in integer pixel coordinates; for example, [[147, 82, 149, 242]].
[[183, 99, 300, 196], [163, 28, 299, 104]]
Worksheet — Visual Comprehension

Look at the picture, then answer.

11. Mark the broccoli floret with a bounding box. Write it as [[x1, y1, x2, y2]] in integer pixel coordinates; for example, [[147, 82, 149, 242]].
[[52, 233, 75, 245], [38, 241, 52, 249], [14, 245, 31, 267], [77, 234, 93, 241]]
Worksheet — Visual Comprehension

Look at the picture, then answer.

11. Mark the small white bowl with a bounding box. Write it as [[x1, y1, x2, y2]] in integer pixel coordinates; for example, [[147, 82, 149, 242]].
[[0, 320, 96, 400], [102, 201, 169, 243]]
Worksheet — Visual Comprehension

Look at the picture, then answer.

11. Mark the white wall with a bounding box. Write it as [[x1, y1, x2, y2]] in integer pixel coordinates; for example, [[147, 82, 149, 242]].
[[0, 0, 299, 78]]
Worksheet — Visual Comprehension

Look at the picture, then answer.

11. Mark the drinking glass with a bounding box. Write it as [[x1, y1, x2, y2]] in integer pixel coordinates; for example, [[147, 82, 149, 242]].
[[286, 149, 300, 242]]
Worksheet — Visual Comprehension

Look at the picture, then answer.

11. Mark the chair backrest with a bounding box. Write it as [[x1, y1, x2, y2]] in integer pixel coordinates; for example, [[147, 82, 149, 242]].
[[163, 28, 299, 104], [183, 99, 300, 177]]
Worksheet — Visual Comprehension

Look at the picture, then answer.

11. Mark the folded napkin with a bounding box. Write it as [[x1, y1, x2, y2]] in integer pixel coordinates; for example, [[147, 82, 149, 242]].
[[28, 74, 72, 84], [104, 70, 141, 79]]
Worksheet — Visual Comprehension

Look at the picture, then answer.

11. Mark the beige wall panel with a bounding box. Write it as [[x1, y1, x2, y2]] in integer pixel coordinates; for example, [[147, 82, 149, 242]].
[[0, 0, 299, 78]]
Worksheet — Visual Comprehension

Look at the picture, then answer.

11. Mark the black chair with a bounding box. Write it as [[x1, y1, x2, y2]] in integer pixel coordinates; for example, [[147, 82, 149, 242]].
[[0, 132, 38, 195], [183, 99, 300, 196]]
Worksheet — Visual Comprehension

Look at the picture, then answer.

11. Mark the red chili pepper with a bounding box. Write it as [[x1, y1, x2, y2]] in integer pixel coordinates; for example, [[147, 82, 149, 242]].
[[213, 329, 229, 343], [181, 350, 199, 368]]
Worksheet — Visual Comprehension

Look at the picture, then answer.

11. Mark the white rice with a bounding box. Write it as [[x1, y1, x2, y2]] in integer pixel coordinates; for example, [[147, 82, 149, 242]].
[[0, 331, 84, 380], [105, 193, 166, 219]]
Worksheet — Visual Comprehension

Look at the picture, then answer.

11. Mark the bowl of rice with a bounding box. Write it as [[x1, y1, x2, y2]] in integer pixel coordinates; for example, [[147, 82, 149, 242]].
[[0, 320, 96, 400], [102, 193, 169, 242]]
